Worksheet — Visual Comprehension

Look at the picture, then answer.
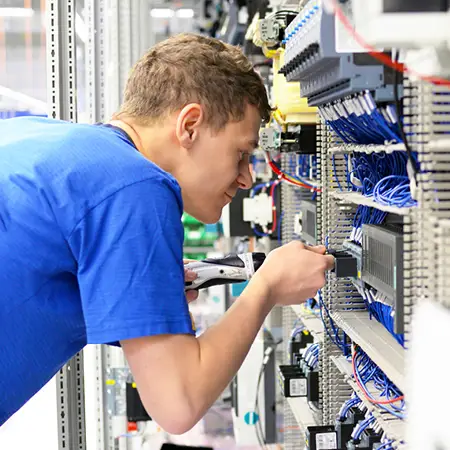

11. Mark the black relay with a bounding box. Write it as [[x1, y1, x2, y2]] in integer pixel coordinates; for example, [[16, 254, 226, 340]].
[[306, 426, 338, 450]]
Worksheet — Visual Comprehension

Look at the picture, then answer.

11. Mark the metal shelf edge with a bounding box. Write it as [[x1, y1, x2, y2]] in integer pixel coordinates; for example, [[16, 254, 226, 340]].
[[290, 305, 324, 342], [329, 191, 411, 215], [286, 396, 320, 429], [330, 310, 406, 392], [331, 355, 405, 444]]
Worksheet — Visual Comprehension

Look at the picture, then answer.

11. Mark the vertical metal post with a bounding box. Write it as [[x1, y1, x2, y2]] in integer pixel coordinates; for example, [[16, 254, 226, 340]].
[[46, 1, 86, 450], [130, 0, 142, 63], [85, 1, 109, 449], [139, 0, 150, 55], [47, 0, 78, 122], [86, 0, 107, 124], [118, 0, 133, 99], [105, 0, 120, 119]]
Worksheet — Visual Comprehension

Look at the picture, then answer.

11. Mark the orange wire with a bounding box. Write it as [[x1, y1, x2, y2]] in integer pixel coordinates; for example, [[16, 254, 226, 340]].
[[330, 0, 450, 87], [352, 350, 404, 405]]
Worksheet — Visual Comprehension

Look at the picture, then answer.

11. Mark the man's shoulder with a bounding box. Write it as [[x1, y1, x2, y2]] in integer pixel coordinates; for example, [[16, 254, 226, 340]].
[[0, 117, 182, 233]]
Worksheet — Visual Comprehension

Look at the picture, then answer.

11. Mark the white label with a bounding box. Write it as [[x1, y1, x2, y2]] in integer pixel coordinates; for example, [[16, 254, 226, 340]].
[[316, 432, 337, 450], [289, 378, 307, 397]]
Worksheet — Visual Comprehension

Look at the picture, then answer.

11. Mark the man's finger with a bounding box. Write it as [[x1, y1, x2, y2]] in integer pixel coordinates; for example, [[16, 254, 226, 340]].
[[186, 290, 199, 303], [323, 254, 335, 270], [305, 245, 327, 255], [185, 269, 198, 282]]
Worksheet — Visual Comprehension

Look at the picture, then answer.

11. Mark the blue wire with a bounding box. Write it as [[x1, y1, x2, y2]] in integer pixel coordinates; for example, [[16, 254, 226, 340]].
[[354, 350, 406, 419], [353, 415, 375, 440]]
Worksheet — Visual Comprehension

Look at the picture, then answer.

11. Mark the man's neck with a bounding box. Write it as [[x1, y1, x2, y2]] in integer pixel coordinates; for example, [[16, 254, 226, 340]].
[[108, 118, 178, 176]]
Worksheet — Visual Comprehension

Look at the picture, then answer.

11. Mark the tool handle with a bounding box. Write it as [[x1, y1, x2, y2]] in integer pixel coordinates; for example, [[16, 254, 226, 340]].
[[185, 252, 265, 291]]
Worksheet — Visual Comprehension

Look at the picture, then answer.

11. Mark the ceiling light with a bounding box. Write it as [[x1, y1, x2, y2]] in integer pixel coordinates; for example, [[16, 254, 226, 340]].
[[176, 8, 195, 19], [0, 7, 34, 18], [150, 8, 174, 18]]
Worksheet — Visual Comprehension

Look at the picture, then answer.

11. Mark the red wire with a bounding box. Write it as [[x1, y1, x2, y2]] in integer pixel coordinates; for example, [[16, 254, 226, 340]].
[[352, 351, 404, 405], [330, 0, 450, 87], [267, 158, 321, 191]]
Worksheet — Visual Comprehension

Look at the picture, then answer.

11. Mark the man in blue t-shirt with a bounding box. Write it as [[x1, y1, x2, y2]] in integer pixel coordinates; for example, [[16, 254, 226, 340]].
[[0, 33, 334, 431]]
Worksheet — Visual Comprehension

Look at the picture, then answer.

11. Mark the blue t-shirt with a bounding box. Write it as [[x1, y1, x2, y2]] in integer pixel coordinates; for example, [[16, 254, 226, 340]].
[[0, 117, 194, 425]]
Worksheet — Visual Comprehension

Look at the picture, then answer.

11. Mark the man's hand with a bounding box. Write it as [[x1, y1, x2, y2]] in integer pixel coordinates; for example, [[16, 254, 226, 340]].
[[122, 243, 334, 435], [247, 241, 334, 308], [184, 259, 199, 303]]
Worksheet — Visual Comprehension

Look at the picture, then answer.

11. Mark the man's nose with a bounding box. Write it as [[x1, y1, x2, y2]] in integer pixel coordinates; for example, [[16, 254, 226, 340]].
[[236, 159, 253, 190]]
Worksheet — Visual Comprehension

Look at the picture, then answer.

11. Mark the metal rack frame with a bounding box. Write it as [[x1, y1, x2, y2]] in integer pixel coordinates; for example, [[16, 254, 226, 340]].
[[46, 1, 86, 449], [49, 1, 151, 448]]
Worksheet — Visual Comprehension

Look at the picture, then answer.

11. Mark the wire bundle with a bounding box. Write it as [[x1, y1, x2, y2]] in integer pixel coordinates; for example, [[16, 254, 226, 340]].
[[319, 93, 401, 145], [351, 413, 376, 442], [361, 288, 404, 346], [288, 322, 306, 358], [349, 151, 416, 209], [338, 395, 362, 421], [377, 440, 395, 450], [293, 153, 317, 180], [350, 152, 407, 195], [352, 348, 405, 419], [265, 151, 320, 190], [304, 342, 320, 369], [318, 290, 351, 354], [351, 205, 387, 244], [373, 175, 417, 208]]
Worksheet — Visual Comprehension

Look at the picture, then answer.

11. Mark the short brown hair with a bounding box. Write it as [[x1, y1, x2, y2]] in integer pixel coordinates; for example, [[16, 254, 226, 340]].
[[117, 33, 271, 130]]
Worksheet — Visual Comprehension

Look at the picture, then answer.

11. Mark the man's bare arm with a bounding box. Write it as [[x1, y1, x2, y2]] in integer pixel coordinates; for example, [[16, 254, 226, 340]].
[[121, 242, 334, 434]]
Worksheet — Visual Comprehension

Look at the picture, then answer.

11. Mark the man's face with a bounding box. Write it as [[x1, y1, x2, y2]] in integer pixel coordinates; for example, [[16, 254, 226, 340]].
[[180, 104, 261, 224]]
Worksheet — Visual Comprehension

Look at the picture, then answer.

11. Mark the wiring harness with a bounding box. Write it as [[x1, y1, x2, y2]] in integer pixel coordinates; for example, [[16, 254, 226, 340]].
[[352, 347, 405, 419], [338, 394, 362, 422], [318, 290, 351, 354], [265, 151, 320, 190], [349, 151, 416, 208], [351, 413, 376, 442], [304, 342, 320, 370], [338, 396, 402, 447], [360, 287, 404, 346], [319, 92, 401, 145], [351, 205, 387, 245]]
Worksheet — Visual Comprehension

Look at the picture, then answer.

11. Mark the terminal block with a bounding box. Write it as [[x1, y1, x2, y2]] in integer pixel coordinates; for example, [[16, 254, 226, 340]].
[[280, 0, 393, 106]]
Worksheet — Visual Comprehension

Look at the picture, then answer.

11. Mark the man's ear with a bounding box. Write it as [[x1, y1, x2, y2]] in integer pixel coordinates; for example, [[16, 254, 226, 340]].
[[176, 103, 204, 149]]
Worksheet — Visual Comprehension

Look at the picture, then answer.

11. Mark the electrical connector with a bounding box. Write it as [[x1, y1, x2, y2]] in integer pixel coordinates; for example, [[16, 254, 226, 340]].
[[327, 249, 358, 278]]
